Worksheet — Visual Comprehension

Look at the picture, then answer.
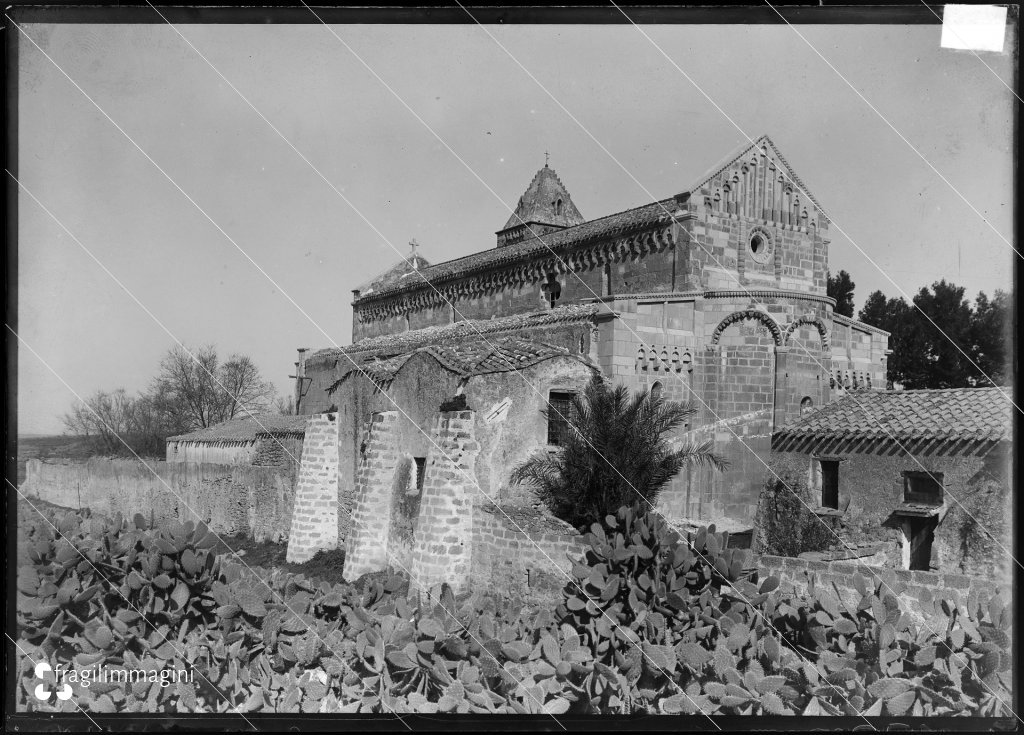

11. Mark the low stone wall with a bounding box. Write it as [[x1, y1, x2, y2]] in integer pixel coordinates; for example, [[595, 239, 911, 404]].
[[758, 554, 1008, 624], [470, 504, 586, 604], [21, 457, 295, 542]]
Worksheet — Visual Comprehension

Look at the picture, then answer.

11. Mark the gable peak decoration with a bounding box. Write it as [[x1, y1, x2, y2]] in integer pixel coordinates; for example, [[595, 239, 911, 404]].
[[686, 134, 830, 227]]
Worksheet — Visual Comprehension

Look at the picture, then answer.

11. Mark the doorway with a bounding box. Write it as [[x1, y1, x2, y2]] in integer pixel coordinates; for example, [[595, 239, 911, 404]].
[[907, 516, 937, 571]]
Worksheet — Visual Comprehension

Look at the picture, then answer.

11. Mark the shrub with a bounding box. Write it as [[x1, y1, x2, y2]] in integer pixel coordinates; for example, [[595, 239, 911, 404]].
[[511, 376, 726, 530], [755, 471, 837, 557], [15, 504, 1012, 716]]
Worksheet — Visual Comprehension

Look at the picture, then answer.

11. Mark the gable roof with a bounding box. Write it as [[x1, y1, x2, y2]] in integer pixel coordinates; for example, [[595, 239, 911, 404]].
[[773, 387, 1012, 445], [687, 134, 828, 219], [167, 414, 308, 443], [500, 164, 585, 231], [359, 336, 591, 384], [351, 134, 824, 306]]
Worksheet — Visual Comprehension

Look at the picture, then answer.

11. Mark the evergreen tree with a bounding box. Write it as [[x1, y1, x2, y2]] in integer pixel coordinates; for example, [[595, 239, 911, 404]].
[[827, 270, 856, 317], [510, 376, 726, 530]]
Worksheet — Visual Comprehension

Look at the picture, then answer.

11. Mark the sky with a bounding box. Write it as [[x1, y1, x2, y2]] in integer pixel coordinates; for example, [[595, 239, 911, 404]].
[[14, 19, 1016, 434]]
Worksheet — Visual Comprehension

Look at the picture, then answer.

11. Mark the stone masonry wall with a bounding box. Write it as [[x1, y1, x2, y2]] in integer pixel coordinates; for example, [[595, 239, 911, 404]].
[[22, 458, 294, 542], [285, 413, 340, 563], [343, 412, 401, 579], [757, 554, 1008, 627], [470, 505, 586, 605], [409, 411, 479, 593]]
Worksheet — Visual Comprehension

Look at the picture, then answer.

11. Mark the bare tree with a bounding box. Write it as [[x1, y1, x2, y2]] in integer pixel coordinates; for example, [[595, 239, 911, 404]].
[[219, 354, 277, 422], [62, 388, 138, 454], [152, 345, 276, 430], [274, 394, 296, 416]]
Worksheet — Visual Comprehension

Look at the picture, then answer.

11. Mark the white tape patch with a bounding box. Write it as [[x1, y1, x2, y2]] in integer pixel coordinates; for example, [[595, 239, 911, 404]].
[[941, 4, 1007, 53]]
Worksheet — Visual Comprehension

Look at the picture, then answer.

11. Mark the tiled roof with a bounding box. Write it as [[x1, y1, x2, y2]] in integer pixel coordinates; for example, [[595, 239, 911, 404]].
[[774, 388, 1011, 444], [500, 165, 585, 231], [309, 302, 608, 364], [342, 335, 593, 388], [167, 414, 308, 443], [354, 253, 431, 297], [352, 133, 827, 305], [353, 198, 677, 303]]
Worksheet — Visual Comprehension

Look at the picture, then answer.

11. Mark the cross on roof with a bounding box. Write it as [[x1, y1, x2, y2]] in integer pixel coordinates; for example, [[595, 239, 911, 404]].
[[409, 238, 419, 257], [544, 150, 550, 167]]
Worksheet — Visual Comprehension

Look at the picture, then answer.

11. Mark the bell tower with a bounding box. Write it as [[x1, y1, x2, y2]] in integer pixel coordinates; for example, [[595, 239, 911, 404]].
[[496, 158, 584, 247]]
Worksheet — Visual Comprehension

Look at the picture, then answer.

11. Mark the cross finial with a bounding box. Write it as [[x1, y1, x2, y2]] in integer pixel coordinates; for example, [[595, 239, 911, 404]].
[[544, 150, 549, 167], [409, 238, 419, 257]]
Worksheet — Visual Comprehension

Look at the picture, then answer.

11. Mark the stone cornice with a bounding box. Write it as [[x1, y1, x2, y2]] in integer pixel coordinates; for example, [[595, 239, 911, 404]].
[[833, 312, 891, 337]]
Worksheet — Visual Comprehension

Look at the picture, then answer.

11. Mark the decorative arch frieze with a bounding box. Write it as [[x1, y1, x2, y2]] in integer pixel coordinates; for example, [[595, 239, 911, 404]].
[[783, 316, 830, 351], [354, 224, 677, 323], [710, 309, 783, 346]]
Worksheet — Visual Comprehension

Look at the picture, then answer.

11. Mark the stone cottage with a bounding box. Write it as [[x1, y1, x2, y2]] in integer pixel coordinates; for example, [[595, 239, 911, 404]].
[[166, 414, 307, 469], [770, 387, 1012, 582], [288, 135, 891, 592]]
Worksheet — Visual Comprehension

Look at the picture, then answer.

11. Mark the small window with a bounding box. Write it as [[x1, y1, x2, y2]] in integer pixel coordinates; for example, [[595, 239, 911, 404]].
[[554, 198, 563, 216], [547, 391, 574, 446], [650, 381, 663, 401], [819, 460, 839, 509], [542, 273, 562, 309], [904, 472, 943, 506], [414, 457, 427, 493], [800, 396, 814, 415]]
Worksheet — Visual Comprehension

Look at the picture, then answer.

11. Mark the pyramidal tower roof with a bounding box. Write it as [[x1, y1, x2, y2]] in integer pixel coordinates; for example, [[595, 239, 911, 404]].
[[500, 163, 585, 232]]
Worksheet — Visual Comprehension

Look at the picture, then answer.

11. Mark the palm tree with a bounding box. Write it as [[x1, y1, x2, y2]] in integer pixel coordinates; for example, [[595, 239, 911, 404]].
[[511, 376, 727, 530]]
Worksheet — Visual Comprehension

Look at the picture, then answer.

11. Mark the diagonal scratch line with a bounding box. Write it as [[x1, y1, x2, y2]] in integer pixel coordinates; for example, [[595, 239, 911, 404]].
[[7, 633, 104, 727], [9, 484, 259, 727], [307, 6, 1016, 719], [607, 1, 1018, 414], [11, 20, 697, 720], [450, 1, 1022, 576], [762, 0, 1016, 256], [9, 171, 311, 479], [341, 8, 1016, 717], [8, 325, 413, 730], [920, 2, 1022, 106]]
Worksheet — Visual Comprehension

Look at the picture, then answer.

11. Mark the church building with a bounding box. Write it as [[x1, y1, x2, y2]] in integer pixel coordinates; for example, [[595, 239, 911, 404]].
[[287, 135, 890, 589]]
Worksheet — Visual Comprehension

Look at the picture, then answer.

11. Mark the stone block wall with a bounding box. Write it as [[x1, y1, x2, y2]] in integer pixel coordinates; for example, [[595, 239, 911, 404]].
[[21, 458, 294, 542], [251, 433, 304, 471], [285, 413, 340, 563], [343, 412, 401, 579], [757, 554, 1008, 626], [409, 411, 479, 592], [470, 505, 586, 604]]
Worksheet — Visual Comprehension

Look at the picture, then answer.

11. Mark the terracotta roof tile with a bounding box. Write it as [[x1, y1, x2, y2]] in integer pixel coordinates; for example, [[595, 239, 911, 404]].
[[167, 414, 308, 443], [342, 335, 592, 389], [308, 303, 606, 365], [774, 387, 1012, 444]]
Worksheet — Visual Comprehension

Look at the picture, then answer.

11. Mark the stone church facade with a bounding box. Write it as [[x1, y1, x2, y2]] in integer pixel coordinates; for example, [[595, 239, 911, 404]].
[[287, 135, 890, 592]]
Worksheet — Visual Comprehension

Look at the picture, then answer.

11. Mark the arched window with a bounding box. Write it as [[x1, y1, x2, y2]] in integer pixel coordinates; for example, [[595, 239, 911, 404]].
[[554, 198, 563, 216], [651, 381, 663, 401], [800, 396, 814, 415]]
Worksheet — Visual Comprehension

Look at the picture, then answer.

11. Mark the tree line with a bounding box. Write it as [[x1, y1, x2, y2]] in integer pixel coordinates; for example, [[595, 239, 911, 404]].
[[827, 270, 1011, 389], [63, 345, 288, 457]]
